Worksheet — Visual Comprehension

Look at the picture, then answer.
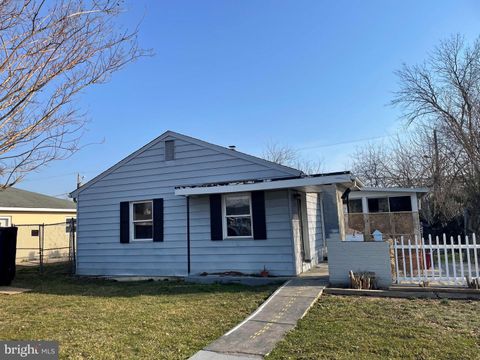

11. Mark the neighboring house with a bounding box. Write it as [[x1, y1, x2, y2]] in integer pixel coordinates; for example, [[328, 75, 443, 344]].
[[344, 187, 428, 242], [70, 131, 361, 277], [0, 187, 77, 262]]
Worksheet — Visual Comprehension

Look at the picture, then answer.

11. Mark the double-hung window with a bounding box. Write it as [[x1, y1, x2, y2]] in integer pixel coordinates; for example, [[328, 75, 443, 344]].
[[223, 193, 253, 238], [131, 201, 153, 241]]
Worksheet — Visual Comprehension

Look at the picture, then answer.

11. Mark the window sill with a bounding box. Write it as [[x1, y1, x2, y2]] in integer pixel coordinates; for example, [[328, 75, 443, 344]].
[[130, 239, 153, 242], [223, 236, 254, 240]]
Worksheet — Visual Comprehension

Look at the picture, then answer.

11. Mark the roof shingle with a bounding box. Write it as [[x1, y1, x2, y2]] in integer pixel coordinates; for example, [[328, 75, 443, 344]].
[[0, 188, 76, 210]]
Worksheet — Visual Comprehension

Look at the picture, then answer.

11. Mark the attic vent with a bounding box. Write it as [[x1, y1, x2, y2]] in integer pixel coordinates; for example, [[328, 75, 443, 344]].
[[165, 140, 175, 161]]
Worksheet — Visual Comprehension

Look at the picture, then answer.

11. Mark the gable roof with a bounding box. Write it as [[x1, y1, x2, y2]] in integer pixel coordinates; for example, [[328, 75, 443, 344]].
[[70, 130, 303, 198], [0, 187, 76, 210]]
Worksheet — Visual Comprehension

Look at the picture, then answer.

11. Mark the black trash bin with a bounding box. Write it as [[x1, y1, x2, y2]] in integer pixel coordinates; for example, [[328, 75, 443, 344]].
[[0, 227, 18, 286]]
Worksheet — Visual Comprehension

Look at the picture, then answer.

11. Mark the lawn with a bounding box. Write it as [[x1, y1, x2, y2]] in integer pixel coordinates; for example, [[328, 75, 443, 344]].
[[0, 264, 276, 359], [267, 294, 480, 360]]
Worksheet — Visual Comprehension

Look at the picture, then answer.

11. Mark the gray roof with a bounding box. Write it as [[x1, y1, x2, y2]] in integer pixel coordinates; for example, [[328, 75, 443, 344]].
[[0, 187, 76, 210]]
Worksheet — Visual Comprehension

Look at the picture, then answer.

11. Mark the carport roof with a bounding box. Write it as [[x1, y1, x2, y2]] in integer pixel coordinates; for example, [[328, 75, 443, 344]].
[[174, 171, 363, 196]]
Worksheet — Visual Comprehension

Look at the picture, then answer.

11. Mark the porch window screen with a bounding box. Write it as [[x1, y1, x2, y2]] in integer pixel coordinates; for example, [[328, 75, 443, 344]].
[[389, 196, 412, 212], [367, 197, 389, 213], [347, 199, 363, 213]]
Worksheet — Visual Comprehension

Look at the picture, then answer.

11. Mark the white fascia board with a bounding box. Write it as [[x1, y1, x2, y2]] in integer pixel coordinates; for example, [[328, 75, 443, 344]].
[[175, 174, 355, 196], [360, 187, 429, 193], [0, 207, 77, 213], [349, 188, 429, 199]]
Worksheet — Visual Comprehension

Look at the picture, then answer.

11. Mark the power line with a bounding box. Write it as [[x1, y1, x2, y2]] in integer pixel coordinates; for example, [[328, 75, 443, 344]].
[[296, 131, 409, 151], [21, 170, 98, 183]]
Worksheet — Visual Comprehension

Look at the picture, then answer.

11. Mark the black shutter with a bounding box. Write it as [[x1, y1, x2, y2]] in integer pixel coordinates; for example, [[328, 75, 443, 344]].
[[210, 194, 223, 240], [153, 198, 164, 242], [120, 202, 130, 244], [252, 191, 267, 240]]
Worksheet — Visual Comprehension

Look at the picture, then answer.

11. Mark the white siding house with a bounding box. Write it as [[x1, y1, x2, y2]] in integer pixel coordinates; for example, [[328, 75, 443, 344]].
[[70, 131, 359, 277]]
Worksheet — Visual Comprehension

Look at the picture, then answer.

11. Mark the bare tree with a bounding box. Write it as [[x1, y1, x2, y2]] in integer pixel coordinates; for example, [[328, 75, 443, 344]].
[[0, 0, 148, 187], [351, 35, 480, 233], [351, 142, 390, 187], [262, 142, 299, 166], [391, 34, 480, 233], [351, 126, 466, 229], [393, 34, 480, 174], [262, 141, 323, 174]]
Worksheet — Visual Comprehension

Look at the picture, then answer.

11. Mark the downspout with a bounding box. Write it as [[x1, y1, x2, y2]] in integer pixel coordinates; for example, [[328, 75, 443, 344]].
[[186, 196, 191, 275], [75, 193, 79, 275]]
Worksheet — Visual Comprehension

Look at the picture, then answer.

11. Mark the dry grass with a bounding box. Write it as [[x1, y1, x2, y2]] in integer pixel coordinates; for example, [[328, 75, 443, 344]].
[[268, 294, 480, 360], [0, 264, 276, 359]]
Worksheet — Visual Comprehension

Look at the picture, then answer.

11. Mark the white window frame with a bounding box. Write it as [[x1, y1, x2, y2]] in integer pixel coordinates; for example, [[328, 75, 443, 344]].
[[222, 193, 253, 239], [130, 200, 154, 242], [0, 216, 11, 227]]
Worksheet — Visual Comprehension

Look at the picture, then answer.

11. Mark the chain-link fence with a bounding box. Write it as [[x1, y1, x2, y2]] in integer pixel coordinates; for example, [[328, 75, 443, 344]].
[[16, 219, 76, 273]]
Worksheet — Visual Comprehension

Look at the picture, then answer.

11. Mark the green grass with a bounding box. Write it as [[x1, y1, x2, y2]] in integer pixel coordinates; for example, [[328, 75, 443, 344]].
[[267, 295, 480, 360], [0, 264, 276, 359]]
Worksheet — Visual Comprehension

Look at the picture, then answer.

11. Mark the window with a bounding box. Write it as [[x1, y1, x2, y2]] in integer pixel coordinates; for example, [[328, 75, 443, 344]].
[[389, 196, 412, 212], [347, 199, 363, 213], [367, 197, 389, 213], [0, 216, 11, 227], [165, 140, 175, 161], [223, 193, 253, 238], [131, 201, 153, 241]]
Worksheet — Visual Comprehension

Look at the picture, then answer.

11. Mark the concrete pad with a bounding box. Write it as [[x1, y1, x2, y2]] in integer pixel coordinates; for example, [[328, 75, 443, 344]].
[[274, 285, 324, 298], [274, 279, 327, 298], [190, 350, 261, 360], [206, 320, 295, 356], [110, 276, 178, 282], [0, 287, 31, 295], [251, 293, 321, 325], [186, 275, 288, 286]]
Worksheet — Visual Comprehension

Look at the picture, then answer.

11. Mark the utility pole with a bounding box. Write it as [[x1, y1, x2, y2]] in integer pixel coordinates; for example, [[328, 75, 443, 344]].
[[433, 129, 440, 220]]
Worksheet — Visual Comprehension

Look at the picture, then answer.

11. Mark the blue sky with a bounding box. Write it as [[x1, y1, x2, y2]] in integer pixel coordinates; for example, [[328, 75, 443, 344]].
[[19, 0, 480, 197]]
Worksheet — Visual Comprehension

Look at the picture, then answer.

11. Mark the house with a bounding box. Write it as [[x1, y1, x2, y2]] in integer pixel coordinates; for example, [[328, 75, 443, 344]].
[[0, 187, 77, 262], [70, 131, 362, 277]]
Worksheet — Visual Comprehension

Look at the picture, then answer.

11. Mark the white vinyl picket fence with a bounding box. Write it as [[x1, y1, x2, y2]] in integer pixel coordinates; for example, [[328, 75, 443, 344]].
[[393, 234, 480, 286]]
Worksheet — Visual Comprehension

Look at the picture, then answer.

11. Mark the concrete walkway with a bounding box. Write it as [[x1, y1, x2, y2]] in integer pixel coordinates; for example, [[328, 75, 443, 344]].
[[190, 277, 327, 359]]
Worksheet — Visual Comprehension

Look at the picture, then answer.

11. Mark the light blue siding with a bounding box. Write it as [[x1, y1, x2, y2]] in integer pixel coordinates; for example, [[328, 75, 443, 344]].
[[190, 190, 295, 276], [76, 135, 298, 276]]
